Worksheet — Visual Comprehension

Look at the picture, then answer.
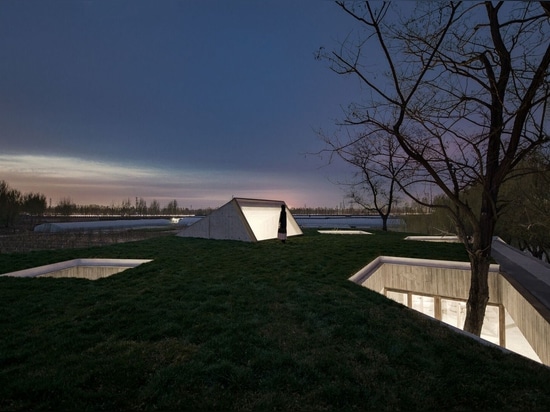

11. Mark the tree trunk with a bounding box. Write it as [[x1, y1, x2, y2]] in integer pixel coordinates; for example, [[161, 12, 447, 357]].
[[463, 194, 496, 335], [381, 214, 388, 231], [463, 251, 491, 335]]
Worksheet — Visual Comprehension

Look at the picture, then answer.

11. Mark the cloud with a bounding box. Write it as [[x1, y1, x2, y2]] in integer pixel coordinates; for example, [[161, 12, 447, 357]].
[[0, 153, 342, 208]]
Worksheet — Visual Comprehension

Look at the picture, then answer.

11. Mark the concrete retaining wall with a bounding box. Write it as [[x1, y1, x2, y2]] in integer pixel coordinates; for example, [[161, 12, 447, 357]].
[[498, 273, 550, 365], [350, 256, 549, 365], [1, 258, 152, 280]]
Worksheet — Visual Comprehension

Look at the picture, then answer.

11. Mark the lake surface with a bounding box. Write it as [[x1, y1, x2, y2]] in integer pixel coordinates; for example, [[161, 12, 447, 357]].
[[179, 215, 405, 230], [294, 215, 405, 230]]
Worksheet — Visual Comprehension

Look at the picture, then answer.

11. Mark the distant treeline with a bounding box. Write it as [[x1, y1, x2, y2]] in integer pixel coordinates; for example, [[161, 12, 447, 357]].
[[289, 204, 427, 216], [0, 181, 48, 228], [0, 181, 218, 228], [51, 197, 215, 218], [1, 180, 434, 229]]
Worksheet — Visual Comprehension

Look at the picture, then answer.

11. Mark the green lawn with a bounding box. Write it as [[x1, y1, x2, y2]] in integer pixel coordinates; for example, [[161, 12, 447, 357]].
[[1, 230, 549, 411]]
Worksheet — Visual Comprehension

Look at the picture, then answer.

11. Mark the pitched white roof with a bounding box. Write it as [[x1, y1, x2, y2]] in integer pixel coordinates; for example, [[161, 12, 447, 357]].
[[178, 197, 302, 242]]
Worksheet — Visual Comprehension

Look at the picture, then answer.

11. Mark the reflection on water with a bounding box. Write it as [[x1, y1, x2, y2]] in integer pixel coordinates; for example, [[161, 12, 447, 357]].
[[181, 215, 405, 230], [294, 215, 405, 229]]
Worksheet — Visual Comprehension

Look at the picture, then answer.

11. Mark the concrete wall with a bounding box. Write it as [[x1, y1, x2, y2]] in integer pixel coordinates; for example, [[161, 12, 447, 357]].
[[363, 259, 500, 304], [38, 266, 130, 280], [1, 258, 152, 281], [350, 257, 550, 365], [498, 274, 550, 365]]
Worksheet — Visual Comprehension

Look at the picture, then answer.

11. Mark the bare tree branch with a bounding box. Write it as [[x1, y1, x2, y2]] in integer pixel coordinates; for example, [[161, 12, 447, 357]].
[[319, 0, 550, 335]]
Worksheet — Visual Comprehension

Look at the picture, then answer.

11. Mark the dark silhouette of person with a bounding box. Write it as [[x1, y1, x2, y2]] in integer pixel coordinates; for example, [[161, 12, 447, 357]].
[[278, 204, 287, 243]]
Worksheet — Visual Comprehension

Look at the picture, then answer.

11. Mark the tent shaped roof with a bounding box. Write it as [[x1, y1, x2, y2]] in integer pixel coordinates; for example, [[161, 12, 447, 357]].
[[177, 197, 303, 242]]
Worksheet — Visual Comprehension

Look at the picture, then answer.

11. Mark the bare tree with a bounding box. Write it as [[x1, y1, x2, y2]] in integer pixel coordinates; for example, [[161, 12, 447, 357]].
[[136, 197, 148, 216], [319, 1, 550, 335], [56, 197, 77, 216], [149, 199, 161, 215], [164, 199, 179, 215], [121, 198, 133, 216], [321, 128, 412, 230]]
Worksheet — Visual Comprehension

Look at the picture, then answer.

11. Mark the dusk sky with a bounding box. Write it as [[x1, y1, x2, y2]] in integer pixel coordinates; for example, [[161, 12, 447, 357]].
[[1, 0, 366, 209]]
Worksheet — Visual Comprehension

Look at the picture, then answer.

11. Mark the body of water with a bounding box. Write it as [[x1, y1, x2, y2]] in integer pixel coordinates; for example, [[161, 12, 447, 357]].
[[294, 215, 405, 230], [127, 215, 406, 231]]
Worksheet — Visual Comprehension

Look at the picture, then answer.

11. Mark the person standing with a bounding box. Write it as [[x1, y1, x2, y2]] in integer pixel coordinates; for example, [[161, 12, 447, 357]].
[[278, 204, 287, 243]]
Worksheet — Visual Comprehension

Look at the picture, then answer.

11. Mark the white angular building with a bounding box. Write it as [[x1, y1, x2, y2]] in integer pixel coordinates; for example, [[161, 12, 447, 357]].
[[177, 197, 303, 242]]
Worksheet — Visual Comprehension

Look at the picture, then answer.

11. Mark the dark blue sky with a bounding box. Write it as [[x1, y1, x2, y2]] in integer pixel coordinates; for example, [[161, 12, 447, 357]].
[[1, 0, 364, 208]]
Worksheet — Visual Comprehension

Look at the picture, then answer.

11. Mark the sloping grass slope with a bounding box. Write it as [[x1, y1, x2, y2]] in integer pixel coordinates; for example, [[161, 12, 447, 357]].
[[1, 230, 549, 411]]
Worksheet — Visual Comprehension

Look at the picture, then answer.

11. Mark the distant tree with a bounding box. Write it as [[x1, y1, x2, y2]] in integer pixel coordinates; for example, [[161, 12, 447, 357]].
[[121, 198, 133, 216], [82, 204, 113, 216], [401, 194, 457, 236], [320, 129, 412, 231], [148, 199, 161, 215], [497, 152, 550, 261], [0, 180, 22, 227], [135, 197, 148, 216], [320, 1, 550, 335], [21, 192, 47, 216], [108, 201, 118, 216], [56, 197, 76, 216], [163, 199, 178, 215], [407, 153, 550, 258], [194, 207, 214, 216]]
